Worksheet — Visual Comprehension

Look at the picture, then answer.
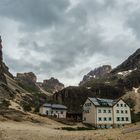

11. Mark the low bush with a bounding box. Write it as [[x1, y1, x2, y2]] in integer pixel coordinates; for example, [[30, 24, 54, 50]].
[[60, 127, 95, 131], [131, 112, 140, 123]]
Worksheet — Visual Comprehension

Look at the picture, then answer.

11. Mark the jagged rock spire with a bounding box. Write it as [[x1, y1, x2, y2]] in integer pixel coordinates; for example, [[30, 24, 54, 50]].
[[0, 36, 7, 84]]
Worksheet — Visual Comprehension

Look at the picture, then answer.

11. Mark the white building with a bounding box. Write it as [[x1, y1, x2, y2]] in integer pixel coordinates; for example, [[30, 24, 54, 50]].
[[83, 98, 131, 128], [39, 103, 67, 119]]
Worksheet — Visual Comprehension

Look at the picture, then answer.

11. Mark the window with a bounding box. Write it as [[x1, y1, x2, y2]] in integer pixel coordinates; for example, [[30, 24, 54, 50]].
[[108, 110, 111, 113], [98, 109, 101, 113], [125, 110, 128, 114], [121, 110, 124, 114], [56, 111, 58, 113], [51, 111, 53, 114], [98, 117, 102, 121], [117, 117, 120, 121], [116, 110, 119, 113], [126, 117, 129, 121], [104, 117, 107, 121], [103, 110, 106, 113], [109, 117, 112, 121], [61, 111, 63, 114], [121, 104, 123, 107], [124, 104, 127, 107], [117, 104, 119, 107], [122, 117, 124, 121]]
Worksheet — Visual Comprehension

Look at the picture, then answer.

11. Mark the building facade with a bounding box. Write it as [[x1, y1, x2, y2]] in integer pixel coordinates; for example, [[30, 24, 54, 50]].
[[39, 103, 67, 119], [83, 98, 131, 128]]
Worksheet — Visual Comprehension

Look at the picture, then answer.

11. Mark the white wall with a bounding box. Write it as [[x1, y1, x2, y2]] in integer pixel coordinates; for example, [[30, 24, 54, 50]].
[[96, 107, 113, 125], [39, 107, 52, 115], [51, 109, 67, 118], [113, 100, 131, 124], [83, 99, 96, 125], [39, 107, 67, 119]]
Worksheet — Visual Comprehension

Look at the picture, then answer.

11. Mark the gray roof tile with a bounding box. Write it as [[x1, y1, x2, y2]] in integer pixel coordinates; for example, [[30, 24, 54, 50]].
[[88, 97, 116, 107], [42, 103, 67, 109]]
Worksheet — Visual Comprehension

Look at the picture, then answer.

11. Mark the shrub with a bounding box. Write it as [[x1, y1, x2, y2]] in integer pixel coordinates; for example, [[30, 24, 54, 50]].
[[60, 127, 95, 131], [22, 103, 31, 112], [131, 112, 140, 123], [124, 98, 135, 108]]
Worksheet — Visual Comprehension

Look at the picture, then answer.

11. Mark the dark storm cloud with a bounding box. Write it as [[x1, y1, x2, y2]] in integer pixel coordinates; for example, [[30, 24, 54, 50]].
[[1, 0, 140, 86], [127, 10, 140, 39], [0, 0, 70, 30]]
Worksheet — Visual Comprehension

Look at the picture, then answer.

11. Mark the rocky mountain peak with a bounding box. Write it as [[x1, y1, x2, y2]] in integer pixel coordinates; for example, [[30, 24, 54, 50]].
[[42, 77, 64, 93], [79, 65, 112, 85], [16, 72, 37, 83]]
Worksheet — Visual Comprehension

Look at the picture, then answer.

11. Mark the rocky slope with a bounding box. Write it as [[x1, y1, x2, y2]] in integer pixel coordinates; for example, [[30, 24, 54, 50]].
[[79, 65, 112, 85], [112, 49, 140, 73], [0, 37, 49, 114], [0, 36, 14, 103]]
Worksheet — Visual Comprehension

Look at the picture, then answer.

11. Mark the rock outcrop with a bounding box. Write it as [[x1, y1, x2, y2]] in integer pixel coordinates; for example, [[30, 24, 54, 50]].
[[16, 72, 37, 83], [79, 65, 112, 85], [15, 72, 64, 94], [0, 36, 7, 84], [15, 72, 39, 92], [42, 77, 64, 93]]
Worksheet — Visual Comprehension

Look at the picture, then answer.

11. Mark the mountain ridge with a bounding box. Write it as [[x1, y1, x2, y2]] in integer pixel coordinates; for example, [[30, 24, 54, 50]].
[[112, 48, 140, 73]]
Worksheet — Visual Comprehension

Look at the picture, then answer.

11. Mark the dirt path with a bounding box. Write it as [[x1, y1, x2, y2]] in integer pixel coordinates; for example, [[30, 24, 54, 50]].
[[122, 125, 140, 134]]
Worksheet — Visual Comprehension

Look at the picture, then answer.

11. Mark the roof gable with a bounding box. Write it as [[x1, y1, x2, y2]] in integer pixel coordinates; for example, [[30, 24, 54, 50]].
[[113, 98, 130, 108]]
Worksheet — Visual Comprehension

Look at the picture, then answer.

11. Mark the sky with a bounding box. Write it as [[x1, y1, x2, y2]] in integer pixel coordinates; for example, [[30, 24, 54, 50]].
[[0, 0, 140, 86]]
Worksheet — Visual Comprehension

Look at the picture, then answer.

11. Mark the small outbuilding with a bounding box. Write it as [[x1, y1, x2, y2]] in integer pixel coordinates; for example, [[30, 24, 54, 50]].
[[39, 103, 67, 119]]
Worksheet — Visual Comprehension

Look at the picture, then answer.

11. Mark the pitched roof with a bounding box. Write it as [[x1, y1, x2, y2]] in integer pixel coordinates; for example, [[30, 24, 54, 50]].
[[42, 103, 67, 110], [88, 97, 118, 107]]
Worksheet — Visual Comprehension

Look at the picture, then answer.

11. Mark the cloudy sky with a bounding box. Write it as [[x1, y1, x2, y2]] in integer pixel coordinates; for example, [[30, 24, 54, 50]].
[[0, 0, 140, 86]]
